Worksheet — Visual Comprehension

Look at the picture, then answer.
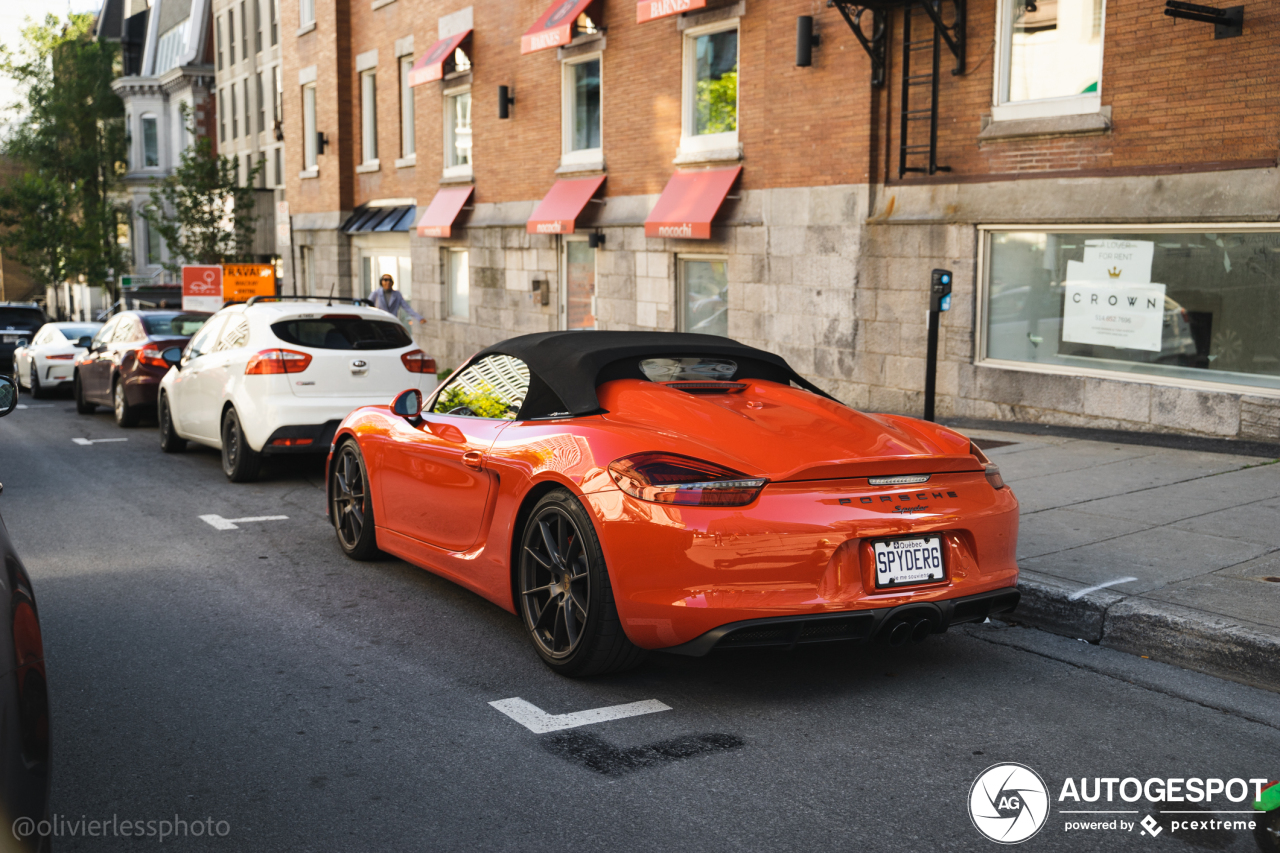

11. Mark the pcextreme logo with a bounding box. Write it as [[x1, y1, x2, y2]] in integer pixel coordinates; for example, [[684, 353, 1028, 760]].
[[969, 763, 1050, 844]]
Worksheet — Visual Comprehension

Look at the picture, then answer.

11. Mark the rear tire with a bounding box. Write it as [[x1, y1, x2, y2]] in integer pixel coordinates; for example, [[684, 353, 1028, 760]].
[[113, 378, 140, 427], [158, 393, 186, 453], [517, 489, 645, 677], [28, 364, 45, 399], [73, 372, 95, 414], [330, 440, 382, 561], [220, 408, 261, 482]]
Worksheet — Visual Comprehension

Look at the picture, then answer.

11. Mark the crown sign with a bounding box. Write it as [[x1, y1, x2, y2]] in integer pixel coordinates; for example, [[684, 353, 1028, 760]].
[[1107, 266, 1122, 278]]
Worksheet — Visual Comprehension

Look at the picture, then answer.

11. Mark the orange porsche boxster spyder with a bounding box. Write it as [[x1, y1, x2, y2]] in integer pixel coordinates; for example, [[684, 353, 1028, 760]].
[[327, 331, 1020, 676]]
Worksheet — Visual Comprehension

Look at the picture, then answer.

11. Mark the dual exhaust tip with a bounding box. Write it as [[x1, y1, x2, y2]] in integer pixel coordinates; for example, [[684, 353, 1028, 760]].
[[881, 617, 935, 647]]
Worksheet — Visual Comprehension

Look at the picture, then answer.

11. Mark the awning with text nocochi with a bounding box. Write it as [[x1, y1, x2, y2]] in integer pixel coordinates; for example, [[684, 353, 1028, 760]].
[[643, 166, 741, 240], [521, 0, 600, 54], [526, 175, 605, 235], [636, 0, 706, 23], [416, 186, 474, 238], [409, 30, 471, 86]]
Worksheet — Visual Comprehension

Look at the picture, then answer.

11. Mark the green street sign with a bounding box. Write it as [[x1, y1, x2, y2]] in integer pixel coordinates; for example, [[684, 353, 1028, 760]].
[[121, 276, 141, 291]]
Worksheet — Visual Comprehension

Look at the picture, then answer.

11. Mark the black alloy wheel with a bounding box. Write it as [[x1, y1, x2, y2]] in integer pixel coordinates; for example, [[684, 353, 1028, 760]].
[[28, 363, 43, 399], [330, 441, 381, 560], [220, 408, 262, 482], [517, 489, 644, 677], [73, 371, 95, 414], [113, 378, 140, 427], [158, 394, 186, 453]]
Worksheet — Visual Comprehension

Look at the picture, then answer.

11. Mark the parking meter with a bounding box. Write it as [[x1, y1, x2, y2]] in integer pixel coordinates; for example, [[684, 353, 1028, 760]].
[[924, 269, 953, 422]]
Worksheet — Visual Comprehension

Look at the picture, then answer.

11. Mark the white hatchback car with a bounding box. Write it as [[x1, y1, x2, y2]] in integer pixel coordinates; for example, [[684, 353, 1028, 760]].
[[14, 321, 103, 398], [158, 297, 437, 481]]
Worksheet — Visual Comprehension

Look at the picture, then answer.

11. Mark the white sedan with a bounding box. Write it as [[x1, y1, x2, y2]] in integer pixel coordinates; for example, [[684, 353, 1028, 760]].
[[158, 298, 438, 482], [14, 321, 103, 398]]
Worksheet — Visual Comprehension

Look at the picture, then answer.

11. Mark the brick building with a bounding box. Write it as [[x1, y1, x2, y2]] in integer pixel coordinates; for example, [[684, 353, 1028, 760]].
[[279, 0, 1280, 441]]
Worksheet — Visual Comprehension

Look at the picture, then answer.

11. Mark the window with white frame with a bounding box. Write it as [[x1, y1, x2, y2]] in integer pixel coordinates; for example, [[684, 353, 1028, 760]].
[[361, 70, 378, 164], [994, 0, 1104, 121], [681, 21, 738, 156], [231, 85, 239, 138], [216, 15, 224, 70], [678, 257, 729, 337], [242, 79, 251, 137], [299, 0, 314, 28], [446, 248, 469, 319], [218, 90, 226, 142], [257, 72, 265, 133], [399, 55, 415, 158], [302, 84, 317, 169], [443, 87, 472, 176], [228, 7, 236, 63], [561, 54, 601, 167], [270, 0, 278, 44], [141, 115, 159, 168]]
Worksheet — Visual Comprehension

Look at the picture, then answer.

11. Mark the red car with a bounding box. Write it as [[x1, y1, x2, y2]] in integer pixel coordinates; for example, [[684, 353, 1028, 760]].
[[74, 310, 210, 426], [327, 332, 1021, 677]]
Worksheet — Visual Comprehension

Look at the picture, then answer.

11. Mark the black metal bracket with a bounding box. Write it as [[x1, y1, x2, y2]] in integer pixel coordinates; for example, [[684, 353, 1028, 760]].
[[829, 0, 965, 88], [1164, 1, 1243, 39]]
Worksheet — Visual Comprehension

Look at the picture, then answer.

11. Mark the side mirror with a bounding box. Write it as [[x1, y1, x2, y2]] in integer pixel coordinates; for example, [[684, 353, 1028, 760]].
[[14, 338, 27, 349], [392, 388, 423, 423], [0, 376, 16, 418], [162, 347, 183, 367], [76, 335, 94, 348]]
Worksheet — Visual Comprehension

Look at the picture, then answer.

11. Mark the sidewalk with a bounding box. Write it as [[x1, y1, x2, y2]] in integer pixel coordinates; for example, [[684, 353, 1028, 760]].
[[960, 426, 1280, 692]]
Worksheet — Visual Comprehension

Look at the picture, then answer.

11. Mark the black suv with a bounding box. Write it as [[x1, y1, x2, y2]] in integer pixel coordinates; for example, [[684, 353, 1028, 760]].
[[0, 304, 48, 372]]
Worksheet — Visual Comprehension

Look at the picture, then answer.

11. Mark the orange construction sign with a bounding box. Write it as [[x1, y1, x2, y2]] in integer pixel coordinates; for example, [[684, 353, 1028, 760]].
[[222, 263, 276, 302]]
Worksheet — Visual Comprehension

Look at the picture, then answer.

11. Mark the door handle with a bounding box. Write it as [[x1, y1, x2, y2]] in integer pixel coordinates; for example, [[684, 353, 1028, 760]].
[[462, 450, 484, 470]]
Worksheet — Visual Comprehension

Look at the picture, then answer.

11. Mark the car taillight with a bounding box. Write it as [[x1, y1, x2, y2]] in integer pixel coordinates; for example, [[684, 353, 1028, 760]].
[[401, 349, 437, 374], [608, 452, 767, 507], [245, 348, 312, 375], [969, 442, 1005, 489], [137, 344, 168, 368], [45, 354, 75, 360]]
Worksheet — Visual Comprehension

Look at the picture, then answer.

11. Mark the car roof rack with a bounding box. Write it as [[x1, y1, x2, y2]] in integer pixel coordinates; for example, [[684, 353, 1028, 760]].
[[244, 295, 373, 307]]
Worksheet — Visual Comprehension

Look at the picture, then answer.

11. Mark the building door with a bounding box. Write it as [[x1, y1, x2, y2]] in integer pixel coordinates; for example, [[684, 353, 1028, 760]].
[[563, 238, 596, 330]]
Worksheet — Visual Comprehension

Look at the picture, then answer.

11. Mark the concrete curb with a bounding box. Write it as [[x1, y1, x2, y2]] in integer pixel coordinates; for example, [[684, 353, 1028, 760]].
[[1011, 570, 1280, 693]]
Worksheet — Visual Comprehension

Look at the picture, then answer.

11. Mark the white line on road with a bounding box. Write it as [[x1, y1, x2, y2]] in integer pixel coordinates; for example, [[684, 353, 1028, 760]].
[[1068, 577, 1139, 601], [16, 404, 54, 409], [489, 697, 671, 734], [72, 437, 129, 445], [200, 514, 290, 531]]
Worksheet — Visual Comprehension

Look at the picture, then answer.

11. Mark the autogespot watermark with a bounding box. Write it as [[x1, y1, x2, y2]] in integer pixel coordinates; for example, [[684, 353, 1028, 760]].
[[12, 814, 231, 842], [967, 766, 1276, 844]]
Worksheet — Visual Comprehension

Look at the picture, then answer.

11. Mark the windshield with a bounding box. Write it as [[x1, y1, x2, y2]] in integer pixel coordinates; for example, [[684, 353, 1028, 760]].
[[0, 308, 46, 332], [58, 325, 100, 341], [271, 317, 412, 350], [142, 313, 210, 336], [639, 357, 738, 382]]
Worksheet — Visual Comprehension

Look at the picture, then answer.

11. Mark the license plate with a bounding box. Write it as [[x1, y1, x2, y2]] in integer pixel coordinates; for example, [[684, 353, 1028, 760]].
[[2, 335, 19, 343], [872, 536, 945, 588]]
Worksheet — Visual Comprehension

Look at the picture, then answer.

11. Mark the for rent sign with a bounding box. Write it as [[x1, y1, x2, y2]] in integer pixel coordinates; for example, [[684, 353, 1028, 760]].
[[1062, 280, 1167, 352]]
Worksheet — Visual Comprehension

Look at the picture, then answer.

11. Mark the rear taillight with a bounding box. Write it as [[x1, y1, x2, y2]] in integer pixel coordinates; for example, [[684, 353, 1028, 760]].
[[45, 354, 75, 360], [137, 345, 167, 368], [401, 349, 437, 374], [245, 348, 312, 375], [608, 452, 767, 507], [270, 437, 313, 447], [970, 442, 1006, 489]]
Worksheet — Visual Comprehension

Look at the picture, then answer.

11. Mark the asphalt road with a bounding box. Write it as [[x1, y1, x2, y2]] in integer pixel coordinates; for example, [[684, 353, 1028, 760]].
[[2, 396, 1278, 852]]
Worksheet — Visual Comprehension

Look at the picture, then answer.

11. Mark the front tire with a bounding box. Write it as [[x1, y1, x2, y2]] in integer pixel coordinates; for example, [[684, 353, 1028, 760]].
[[330, 440, 382, 560], [113, 378, 140, 427], [73, 371, 95, 414], [220, 408, 261, 482], [158, 393, 186, 453], [517, 489, 645, 677]]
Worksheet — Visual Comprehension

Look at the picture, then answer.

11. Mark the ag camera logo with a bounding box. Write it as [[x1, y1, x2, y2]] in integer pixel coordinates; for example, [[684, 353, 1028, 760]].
[[969, 763, 1050, 844]]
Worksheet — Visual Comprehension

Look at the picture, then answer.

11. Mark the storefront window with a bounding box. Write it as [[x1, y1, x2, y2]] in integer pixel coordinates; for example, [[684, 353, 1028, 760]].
[[679, 258, 729, 337], [983, 229, 1280, 391]]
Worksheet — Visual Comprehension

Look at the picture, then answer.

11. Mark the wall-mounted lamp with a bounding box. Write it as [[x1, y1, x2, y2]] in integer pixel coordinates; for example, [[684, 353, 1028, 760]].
[[498, 85, 515, 120], [274, 120, 284, 142], [796, 16, 821, 67], [316, 131, 328, 155], [588, 232, 605, 249], [1163, 0, 1243, 39]]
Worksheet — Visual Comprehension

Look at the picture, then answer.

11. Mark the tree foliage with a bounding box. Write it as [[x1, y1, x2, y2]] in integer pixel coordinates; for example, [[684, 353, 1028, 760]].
[[0, 13, 128, 295], [695, 70, 737, 135], [141, 110, 264, 273]]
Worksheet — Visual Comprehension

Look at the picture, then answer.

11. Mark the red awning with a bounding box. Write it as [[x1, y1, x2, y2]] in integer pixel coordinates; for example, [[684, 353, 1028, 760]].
[[644, 167, 741, 240], [416, 186, 474, 238], [526, 175, 606, 235], [636, 0, 706, 23], [521, 0, 597, 54], [409, 30, 471, 87]]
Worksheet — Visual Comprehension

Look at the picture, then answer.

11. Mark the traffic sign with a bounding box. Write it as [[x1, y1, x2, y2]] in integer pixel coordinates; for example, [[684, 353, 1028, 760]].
[[222, 263, 276, 302], [182, 266, 223, 312]]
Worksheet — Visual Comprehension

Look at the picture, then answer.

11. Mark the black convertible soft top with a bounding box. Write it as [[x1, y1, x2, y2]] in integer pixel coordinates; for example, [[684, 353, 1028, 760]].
[[471, 330, 836, 419]]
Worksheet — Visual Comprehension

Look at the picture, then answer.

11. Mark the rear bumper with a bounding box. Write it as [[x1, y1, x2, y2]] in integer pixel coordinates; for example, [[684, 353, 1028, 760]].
[[660, 587, 1021, 656], [260, 420, 341, 455], [123, 370, 165, 406]]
